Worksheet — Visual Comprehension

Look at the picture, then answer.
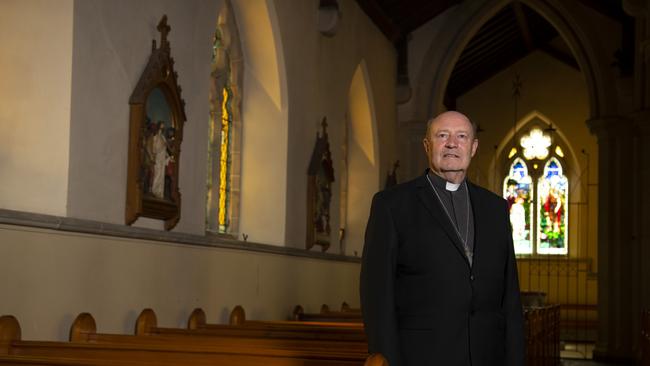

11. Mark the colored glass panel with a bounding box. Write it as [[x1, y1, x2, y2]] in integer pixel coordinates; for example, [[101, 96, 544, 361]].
[[537, 157, 568, 254], [207, 26, 233, 234], [503, 158, 533, 254], [520, 128, 551, 160], [218, 86, 232, 232]]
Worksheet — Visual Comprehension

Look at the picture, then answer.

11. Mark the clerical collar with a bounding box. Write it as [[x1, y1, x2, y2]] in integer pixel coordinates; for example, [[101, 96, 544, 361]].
[[427, 170, 464, 192]]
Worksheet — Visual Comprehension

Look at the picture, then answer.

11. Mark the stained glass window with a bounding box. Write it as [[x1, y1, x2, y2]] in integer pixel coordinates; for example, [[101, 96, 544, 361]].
[[503, 158, 533, 254], [503, 124, 570, 256], [206, 2, 242, 236], [217, 85, 233, 232], [520, 128, 551, 160], [537, 158, 568, 254]]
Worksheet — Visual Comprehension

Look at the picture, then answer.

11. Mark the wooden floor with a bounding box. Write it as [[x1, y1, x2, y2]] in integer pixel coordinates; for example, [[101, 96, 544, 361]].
[[560, 343, 634, 366], [561, 361, 633, 366]]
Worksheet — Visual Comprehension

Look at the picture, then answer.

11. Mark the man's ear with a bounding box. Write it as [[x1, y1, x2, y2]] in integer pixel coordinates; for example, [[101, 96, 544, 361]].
[[423, 138, 430, 153], [470, 138, 479, 157]]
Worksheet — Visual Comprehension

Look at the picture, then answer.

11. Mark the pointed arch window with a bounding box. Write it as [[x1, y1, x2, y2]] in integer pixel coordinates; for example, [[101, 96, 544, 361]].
[[503, 127, 569, 255], [206, 1, 243, 236], [537, 158, 568, 254], [503, 158, 533, 254]]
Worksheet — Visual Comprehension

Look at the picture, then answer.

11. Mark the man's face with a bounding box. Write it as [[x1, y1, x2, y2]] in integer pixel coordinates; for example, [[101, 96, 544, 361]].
[[423, 112, 478, 176]]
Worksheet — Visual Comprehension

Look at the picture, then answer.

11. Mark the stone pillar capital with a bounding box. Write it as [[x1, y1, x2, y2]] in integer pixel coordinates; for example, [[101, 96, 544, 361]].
[[630, 109, 650, 135], [586, 116, 635, 140], [623, 0, 649, 17]]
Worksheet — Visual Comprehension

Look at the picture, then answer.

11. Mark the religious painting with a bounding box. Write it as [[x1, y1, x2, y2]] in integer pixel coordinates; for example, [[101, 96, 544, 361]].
[[503, 158, 533, 255], [536, 157, 568, 254], [125, 15, 187, 231], [306, 118, 335, 252]]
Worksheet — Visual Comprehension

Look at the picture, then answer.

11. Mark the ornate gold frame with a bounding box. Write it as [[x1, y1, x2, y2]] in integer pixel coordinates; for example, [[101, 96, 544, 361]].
[[125, 15, 186, 230]]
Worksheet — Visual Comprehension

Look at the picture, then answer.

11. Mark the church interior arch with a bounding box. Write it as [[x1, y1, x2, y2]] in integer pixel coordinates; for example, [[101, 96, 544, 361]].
[[343, 60, 380, 257]]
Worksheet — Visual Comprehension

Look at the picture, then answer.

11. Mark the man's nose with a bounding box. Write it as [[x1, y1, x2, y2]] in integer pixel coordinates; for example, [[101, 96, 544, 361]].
[[445, 136, 458, 147]]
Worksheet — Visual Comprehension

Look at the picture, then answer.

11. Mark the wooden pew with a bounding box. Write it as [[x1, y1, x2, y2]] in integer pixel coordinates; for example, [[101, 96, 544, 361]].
[[340, 302, 361, 313], [364, 354, 387, 366], [71, 311, 368, 355], [524, 305, 560, 366], [1, 314, 369, 366], [292, 305, 363, 323], [150, 307, 367, 342]]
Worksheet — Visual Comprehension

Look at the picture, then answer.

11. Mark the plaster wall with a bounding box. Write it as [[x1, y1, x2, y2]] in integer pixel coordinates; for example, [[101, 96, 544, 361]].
[[0, 224, 360, 341], [276, 0, 396, 253], [0, 0, 73, 216], [66, 0, 219, 234]]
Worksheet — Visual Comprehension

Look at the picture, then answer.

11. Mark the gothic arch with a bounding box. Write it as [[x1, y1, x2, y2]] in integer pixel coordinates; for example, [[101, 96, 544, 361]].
[[228, 0, 290, 244], [343, 60, 380, 256], [492, 111, 581, 184], [413, 0, 615, 121]]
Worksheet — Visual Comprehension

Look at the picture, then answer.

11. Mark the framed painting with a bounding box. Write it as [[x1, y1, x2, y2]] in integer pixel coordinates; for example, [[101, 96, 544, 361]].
[[125, 15, 187, 230]]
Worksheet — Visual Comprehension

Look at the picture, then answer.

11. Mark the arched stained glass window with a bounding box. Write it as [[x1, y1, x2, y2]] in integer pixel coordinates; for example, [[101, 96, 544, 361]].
[[503, 158, 533, 254], [206, 1, 242, 236], [502, 124, 570, 256], [537, 157, 568, 254]]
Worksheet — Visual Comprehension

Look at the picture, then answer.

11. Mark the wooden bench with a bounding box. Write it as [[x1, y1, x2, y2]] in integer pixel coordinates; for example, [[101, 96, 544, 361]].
[[147, 307, 367, 342], [524, 305, 560, 366], [1, 314, 373, 366], [71, 311, 368, 355], [292, 305, 363, 323]]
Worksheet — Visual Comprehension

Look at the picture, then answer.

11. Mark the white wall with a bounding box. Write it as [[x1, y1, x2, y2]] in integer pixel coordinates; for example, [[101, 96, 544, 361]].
[[277, 0, 397, 252], [66, 0, 219, 234], [0, 224, 360, 341], [232, 0, 289, 245], [0, 1, 399, 342], [0, 0, 73, 216], [346, 62, 379, 257]]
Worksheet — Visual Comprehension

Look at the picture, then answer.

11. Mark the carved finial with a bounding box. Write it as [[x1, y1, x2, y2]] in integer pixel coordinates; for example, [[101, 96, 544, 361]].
[[321, 117, 328, 135], [157, 15, 171, 48]]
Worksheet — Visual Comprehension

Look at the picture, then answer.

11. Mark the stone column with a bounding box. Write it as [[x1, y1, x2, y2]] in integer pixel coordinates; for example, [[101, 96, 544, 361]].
[[625, 0, 650, 348], [588, 116, 642, 362]]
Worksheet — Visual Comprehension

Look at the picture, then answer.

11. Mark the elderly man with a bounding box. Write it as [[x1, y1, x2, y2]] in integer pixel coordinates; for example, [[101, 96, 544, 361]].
[[360, 111, 524, 366]]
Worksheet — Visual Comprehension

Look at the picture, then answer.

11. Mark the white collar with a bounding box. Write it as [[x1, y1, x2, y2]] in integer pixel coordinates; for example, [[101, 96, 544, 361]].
[[446, 181, 461, 192]]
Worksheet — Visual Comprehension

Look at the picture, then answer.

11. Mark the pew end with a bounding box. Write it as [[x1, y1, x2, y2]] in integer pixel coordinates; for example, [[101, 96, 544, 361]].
[[69, 313, 97, 342], [365, 353, 388, 366], [292, 305, 304, 321], [320, 304, 330, 314], [135, 308, 157, 335], [341, 302, 350, 311], [0, 315, 21, 354], [229, 305, 246, 325], [187, 308, 206, 330]]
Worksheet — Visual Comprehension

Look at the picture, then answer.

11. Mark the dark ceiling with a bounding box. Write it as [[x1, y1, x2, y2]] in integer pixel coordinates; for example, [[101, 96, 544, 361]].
[[354, 0, 633, 106]]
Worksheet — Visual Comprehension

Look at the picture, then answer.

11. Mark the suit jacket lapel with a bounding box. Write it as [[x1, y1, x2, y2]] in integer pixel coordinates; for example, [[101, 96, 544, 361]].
[[415, 174, 470, 266]]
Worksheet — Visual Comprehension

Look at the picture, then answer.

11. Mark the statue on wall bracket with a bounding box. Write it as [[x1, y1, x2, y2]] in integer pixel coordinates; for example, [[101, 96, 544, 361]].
[[125, 15, 187, 231], [307, 117, 335, 252]]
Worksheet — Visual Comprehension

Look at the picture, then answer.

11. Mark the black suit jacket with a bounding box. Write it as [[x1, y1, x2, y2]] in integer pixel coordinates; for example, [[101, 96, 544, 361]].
[[360, 172, 525, 366]]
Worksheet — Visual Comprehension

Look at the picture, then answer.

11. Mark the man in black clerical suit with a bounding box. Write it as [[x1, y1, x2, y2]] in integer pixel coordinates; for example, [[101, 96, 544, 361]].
[[360, 111, 524, 366]]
